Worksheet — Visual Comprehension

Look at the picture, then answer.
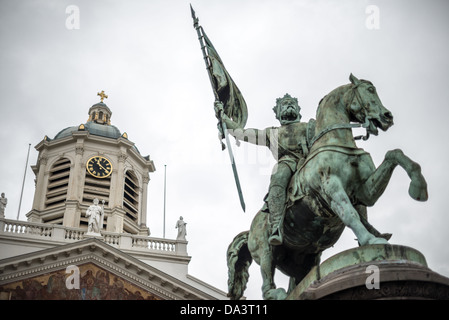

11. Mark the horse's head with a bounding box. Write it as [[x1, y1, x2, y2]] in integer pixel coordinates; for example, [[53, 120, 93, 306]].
[[347, 73, 394, 136]]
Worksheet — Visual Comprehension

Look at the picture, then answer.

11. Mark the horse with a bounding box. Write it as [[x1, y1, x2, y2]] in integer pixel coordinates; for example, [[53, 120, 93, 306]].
[[226, 73, 428, 300]]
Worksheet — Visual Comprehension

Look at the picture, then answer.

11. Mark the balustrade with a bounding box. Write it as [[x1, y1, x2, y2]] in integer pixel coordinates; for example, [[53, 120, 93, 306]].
[[0, 218, 186, 256]]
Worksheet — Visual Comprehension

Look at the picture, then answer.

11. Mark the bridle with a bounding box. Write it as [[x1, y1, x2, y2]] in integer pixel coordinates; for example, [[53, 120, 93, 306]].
[[309, 83, 371, 147]]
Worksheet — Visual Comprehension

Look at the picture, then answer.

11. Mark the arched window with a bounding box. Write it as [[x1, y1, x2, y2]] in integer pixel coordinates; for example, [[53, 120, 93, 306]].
[[45, 158, 71, 219], [123, 170, 139, 223]]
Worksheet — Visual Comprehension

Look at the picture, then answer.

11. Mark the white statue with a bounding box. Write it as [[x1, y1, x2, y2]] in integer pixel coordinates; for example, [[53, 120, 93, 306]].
[[0, 193, 7, 218], [86, 198, 105, 235], [175, 216, 187, 240]]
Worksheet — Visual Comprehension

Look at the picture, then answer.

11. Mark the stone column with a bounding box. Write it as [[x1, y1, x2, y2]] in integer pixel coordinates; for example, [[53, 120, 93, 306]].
[[63, 142, 84, 227], [110, 151, 126, 209], [108, 150, 126, 233], [66, 141, 85, 202], [31, 155, 48, 212], [139, 175, 150, 228]]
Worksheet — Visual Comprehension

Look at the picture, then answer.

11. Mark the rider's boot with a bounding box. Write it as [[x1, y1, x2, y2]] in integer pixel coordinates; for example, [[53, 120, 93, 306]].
[[267, 186, 286, 246]]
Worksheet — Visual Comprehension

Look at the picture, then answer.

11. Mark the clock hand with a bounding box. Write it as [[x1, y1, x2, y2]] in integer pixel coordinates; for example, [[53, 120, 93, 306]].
[[96, 159, 107, 171]]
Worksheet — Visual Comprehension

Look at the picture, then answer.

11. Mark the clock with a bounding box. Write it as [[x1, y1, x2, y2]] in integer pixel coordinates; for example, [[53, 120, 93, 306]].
[[86, 156, 112, 179]]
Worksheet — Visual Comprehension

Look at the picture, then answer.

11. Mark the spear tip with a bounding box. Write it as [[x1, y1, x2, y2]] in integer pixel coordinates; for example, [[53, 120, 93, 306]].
[[190, 4, 200, 28], [190, 4, 196, 19]]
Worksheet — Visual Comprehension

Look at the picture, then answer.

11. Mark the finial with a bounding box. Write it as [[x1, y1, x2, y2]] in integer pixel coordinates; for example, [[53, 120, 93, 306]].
[[97, 90, 108, 103]]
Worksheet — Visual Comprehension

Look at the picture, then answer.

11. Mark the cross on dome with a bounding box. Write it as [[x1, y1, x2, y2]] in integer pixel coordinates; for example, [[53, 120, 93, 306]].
[[97, 90, 108, 103]]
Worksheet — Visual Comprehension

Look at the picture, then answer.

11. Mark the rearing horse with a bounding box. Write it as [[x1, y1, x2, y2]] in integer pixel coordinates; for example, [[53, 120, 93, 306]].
[[226, 74, 428, 300]]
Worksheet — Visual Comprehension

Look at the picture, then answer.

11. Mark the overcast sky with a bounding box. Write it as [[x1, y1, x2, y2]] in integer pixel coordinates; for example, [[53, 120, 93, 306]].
[[1, 0, 448, 299]]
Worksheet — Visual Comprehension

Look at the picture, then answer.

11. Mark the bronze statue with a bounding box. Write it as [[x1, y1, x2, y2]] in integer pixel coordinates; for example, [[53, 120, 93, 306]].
[[226, 74, 428, 300], [215, 93, 309, 246], [191, 7, 428, 300]]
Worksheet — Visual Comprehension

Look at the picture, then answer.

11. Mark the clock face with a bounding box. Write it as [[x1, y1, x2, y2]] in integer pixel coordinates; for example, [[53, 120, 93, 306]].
[[86, 156, 112, 179]]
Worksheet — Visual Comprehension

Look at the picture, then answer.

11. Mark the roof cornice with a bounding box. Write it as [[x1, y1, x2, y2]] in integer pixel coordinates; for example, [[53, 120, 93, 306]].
[[0, 238, 215, 300]]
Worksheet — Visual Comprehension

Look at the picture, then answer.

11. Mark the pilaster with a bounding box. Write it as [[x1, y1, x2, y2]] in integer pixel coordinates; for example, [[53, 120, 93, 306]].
[[140, 174, 150, 230], [110, 150, 127, 209], [67, 139, 85, 202], [63, 200, 81, 228], [107, 207, 125, 233], [31, 155, 48, 212]]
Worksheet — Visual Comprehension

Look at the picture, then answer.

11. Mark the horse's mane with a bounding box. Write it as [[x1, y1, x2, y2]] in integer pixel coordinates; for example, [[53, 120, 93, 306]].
[[316, 83, 354, 118]]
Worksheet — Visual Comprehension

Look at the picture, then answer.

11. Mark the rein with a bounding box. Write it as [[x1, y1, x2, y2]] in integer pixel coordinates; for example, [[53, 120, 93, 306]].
[[309, 84, 370, 147]]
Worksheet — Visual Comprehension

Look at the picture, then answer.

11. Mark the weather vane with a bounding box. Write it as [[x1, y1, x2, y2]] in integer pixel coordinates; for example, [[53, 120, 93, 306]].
[[97, 90, 108, 103]]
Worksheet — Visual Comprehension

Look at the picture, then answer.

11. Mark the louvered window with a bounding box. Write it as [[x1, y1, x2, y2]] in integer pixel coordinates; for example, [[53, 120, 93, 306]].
[[45, 158, 70, 209], [82, 174, 110, 206], [123, 171, 139, 223], [81, 172, 110, 229]]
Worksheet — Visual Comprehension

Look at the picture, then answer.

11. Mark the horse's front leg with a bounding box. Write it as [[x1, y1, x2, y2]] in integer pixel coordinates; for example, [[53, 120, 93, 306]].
[[359, 149, 428, 206], [391, 149, 428, 201]]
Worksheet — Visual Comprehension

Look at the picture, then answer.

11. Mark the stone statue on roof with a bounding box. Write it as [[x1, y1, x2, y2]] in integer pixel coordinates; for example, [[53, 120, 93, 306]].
[[0, 193, 7, 218], [86, 198, 105, 235]]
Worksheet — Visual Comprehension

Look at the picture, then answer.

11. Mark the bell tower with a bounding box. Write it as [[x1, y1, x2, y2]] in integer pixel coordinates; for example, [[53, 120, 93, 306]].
[[27, 92, 155, 235]]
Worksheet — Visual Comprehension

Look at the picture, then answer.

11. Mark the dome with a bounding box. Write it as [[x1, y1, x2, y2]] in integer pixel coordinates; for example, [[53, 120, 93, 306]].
[[50, 94, 140, 154], [53, 126, 78, 140], [53, 121, 122, 140], [54, 98, 120, 140], [84, 121, 121, 139], [89, 102, 112, 115]]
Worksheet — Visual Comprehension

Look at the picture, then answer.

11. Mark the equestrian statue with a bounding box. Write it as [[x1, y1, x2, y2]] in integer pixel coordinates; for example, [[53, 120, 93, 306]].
[[190, 7, 428, 300]]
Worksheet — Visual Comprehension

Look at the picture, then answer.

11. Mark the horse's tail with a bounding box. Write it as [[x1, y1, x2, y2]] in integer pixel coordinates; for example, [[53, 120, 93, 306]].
[[226, 231, 252, 300]]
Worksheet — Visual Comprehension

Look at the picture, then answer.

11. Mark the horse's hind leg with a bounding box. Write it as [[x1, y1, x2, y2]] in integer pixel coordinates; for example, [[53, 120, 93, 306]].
[[287, 253, 321, 294], [259, 248, 287, 300], [356, 205, 392, 242], [322, 174, 388, 246]]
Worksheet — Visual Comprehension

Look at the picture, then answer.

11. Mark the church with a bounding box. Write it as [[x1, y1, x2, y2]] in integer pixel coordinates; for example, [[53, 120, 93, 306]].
[[0, 92, 228, 300]]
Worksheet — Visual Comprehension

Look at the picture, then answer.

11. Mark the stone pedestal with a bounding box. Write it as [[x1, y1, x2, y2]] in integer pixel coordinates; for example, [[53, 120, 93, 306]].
[[287, 244, 449, 300], [84, 231, 104, 240]]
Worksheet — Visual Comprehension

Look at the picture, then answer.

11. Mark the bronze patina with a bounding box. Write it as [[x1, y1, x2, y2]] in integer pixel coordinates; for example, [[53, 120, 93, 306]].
[[190, 7, 428, 300], [226, 74, 427, 300]]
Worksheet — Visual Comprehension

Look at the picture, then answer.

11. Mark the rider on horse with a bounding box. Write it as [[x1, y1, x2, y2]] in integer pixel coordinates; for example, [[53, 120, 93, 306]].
[[215, 94, 310, 245]]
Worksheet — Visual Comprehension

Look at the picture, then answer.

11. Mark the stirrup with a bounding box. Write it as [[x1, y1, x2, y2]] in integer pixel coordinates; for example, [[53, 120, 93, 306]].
[[268, 228, 283, 246]]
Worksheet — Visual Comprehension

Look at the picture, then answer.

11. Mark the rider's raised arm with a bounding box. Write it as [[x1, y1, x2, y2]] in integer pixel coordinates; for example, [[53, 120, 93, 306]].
[[214, 101, 269, 146], [228, 126, 270, 147]]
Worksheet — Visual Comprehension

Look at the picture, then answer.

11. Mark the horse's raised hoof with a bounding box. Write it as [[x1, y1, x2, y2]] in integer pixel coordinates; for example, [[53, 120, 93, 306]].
[[408, 179, 428, 202], [264, 288, 288, 300]]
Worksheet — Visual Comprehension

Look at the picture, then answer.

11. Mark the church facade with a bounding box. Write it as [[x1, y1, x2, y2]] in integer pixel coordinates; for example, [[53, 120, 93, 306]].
[[0, 93, 228, 300]]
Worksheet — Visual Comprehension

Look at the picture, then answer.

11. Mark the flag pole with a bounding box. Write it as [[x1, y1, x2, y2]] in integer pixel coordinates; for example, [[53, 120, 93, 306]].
[[17, 143, 31, 220], [163, 164, 167, 238], [190, 5, 246, 212]]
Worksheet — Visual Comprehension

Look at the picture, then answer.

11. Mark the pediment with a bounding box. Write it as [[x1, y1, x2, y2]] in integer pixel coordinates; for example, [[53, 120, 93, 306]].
[[0, 238, 206, 300]]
